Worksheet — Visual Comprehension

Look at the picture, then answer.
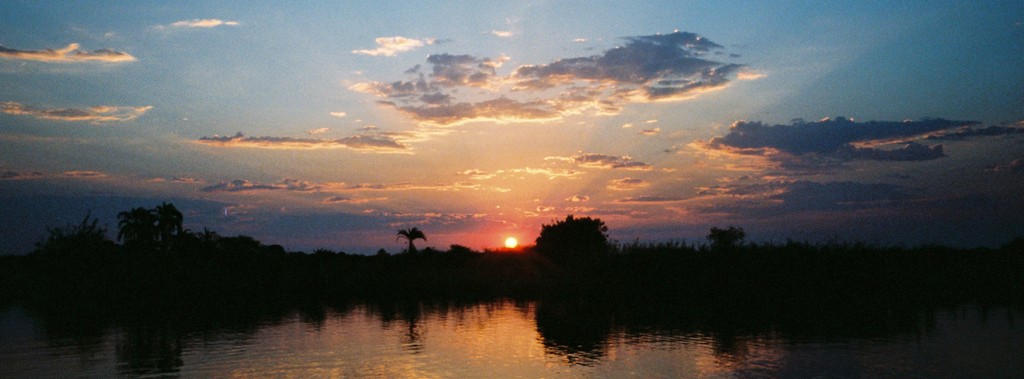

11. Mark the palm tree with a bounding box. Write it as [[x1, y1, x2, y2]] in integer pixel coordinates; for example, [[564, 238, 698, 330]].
[[397, 227, 427, 253], [117, 207, 158, 247], [154, 202, 184, 244]]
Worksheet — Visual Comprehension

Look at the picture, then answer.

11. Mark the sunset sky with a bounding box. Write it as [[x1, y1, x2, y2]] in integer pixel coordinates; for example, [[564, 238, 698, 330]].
[[2, 1, 1022, 254]]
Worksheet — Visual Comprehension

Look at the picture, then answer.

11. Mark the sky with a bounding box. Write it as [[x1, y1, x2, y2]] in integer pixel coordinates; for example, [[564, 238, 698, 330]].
[[1, 1, 1023, 254]]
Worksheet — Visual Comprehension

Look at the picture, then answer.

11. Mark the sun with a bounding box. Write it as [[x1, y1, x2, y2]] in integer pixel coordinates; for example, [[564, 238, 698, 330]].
[[504, 237, 519, 249]]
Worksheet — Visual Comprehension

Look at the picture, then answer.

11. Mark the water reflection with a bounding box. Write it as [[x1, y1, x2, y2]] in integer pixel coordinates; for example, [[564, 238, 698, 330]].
[[534, 300, 613, 366], [1, 301, 1021, 377], [115, 325, 184, 376]]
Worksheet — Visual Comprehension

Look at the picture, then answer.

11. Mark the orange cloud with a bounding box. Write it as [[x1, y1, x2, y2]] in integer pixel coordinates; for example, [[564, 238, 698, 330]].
[[1, 102, 151, 124], [0, 43, 136, 63]]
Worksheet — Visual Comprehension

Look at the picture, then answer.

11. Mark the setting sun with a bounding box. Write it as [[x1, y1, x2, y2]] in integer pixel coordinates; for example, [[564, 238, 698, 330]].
[[504, 237, 519, 249]]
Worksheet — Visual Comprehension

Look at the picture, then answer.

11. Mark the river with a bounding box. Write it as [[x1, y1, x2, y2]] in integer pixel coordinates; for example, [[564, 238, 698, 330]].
[[1, 300, 1020, 378]]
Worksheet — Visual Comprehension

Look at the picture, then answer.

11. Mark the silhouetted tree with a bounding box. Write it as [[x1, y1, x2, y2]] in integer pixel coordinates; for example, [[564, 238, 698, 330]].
[[196, 228, 220, 243], [118, 207, 159, 247], [34, 211, 114, 256], [154, 202, 183, 245], [707, 226, 745, 251], [397, 227, 427, 253], [535, 215, 609, 265]]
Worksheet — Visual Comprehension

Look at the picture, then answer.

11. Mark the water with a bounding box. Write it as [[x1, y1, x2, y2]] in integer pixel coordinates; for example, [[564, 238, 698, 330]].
[[1, 301, 1021, 378]]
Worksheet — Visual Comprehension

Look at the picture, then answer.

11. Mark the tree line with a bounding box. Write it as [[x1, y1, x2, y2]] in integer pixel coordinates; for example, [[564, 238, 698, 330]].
[[1, 204, 1022, 318]]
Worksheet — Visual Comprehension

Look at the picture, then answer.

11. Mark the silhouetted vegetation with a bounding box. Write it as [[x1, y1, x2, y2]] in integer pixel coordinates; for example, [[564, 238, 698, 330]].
[[1, 205, 1022, 362], [535, 215, 610, 267], [396, 227, 426, 254], [707, 226, 745, 251]]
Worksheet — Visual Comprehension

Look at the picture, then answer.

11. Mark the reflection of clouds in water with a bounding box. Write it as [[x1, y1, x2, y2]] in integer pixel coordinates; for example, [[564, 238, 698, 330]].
[[6, 299, 1020, 377]]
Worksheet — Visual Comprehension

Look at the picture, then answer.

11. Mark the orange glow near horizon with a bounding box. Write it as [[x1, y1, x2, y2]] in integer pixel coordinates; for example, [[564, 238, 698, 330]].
[[504, 237, 519, 249]]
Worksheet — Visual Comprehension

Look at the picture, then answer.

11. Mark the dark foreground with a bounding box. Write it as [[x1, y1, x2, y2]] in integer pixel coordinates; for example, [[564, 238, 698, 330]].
[[2, 237, 1022, 335]]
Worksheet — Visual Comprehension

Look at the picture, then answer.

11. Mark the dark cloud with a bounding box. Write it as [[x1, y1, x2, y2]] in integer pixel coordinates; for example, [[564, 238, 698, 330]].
[[703, 117, 978, 162], [197, 132, 407, 152], [426, 53, 504, 87], [514, 31, 737, 100], [384, 97, 559, 125], [607, 177, 650, 191], [986, 159, 1024, 174], [201, 179, 319, 193], [61, 170, 107, 178], [696, 180, 920, 222], [616, 195, 685, 203], [767, 181, 908, 212], [351, 30, 752, 125], [924, 125, 1024, 140], [553, 153, 653, 170], [336, 181, 494, 192], [837, 142, 944, 161], [1, 170, 44, 180], [0, 43, 136, 63], [323, 196, 385, 204]]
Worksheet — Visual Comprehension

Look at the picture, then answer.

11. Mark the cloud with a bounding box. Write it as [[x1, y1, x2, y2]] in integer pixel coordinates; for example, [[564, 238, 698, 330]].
[[550, 152, 653, 170], [695, 180, 912, 216], [607, 177, 650, 191], [513, 31, 741, 100], [490, 30, 513, 38], [323, 196, 386, 204], [456, 169, 496, 180], [736, 70, 766, 80], [61, 170, 106, 178], [306, 127, 330, 135], [502, 167, 583, 180], [329, 111, 347, 118], [201, 178, 319, 193], [986, 159, 1024, 174], [351, 30, 746, 125], [384, 97, 560, 126], [0, 170, 44, 180], [616, 195, 686, 203], [1, 102, 151, 124], [770, 181, 906, 211], [0, 43, 136, 63], [427, 53, 507, 87], [150, 177, 202, 184], [352, 36, 436, 56], [639, 128, 660, 136], [923, 124, 1024, 140], [196, 132, 408, 152], [168, 19, 240, 28], [566, 195, 590, 202], [700, 117, 979, 162], [331, 181, 506, 193]]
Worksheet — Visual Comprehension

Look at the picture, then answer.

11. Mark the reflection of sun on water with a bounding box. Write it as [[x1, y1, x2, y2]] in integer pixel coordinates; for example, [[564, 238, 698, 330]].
[[504, 237, 519, 249]]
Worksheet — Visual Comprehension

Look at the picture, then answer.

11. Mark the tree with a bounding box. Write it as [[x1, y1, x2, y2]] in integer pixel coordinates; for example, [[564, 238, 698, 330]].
[[535, 215, 609, 265], [397, 227, 427, 253], [154, 202, 184, 245], [34, 211, 114, 256], [117, 207, 158, 247], [707, 226, 745, 251]]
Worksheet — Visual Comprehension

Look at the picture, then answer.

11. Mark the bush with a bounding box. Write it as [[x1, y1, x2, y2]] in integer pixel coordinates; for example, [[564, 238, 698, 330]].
[[535, 215, 610, 266]]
